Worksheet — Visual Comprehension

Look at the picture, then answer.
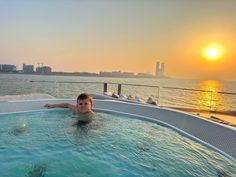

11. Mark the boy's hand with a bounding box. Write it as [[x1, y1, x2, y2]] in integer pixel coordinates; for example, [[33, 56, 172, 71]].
[[44, 104, 54, 108]]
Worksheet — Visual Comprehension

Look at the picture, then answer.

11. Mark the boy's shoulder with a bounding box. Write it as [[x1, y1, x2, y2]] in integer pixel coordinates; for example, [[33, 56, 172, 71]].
[[67, 104, 77, 110]]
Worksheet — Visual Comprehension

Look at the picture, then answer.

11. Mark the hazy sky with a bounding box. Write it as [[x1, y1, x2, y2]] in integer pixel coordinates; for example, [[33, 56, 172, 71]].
[[1, 0, 236, 80]]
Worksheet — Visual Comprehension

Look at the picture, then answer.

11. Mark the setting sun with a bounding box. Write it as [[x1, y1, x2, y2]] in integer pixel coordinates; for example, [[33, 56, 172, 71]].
[[202, 44, 224, 61]]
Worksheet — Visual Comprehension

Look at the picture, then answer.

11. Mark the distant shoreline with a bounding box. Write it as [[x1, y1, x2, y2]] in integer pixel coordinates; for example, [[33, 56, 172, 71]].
[[0, 72, 170, 79]]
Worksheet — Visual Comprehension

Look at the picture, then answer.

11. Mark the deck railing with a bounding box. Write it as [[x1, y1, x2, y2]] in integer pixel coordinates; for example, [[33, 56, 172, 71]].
[[29, 80, 236, 116]]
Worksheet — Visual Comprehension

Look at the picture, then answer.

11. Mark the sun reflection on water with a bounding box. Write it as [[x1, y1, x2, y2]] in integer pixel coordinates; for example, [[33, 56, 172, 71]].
[[195, 80, 223, 111]]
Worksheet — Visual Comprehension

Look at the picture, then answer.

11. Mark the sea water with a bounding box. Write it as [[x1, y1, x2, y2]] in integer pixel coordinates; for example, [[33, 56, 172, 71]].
[[1, 74, 236, 112]]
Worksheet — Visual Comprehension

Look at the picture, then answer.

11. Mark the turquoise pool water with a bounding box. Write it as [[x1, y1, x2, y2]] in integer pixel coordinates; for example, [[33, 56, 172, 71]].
[[0, 110, 235, 177]]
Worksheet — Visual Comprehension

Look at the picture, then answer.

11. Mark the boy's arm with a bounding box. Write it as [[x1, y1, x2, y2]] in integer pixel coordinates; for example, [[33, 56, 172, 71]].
[[44, 103, 76, 110]]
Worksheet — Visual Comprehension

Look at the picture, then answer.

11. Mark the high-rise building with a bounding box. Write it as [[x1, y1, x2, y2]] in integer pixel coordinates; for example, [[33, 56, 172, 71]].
[[36, 66, 52, 74], [155, 61, 165, 77], [160, 62, 165, 76], [156, 61, 161, 77], [0, 64, 17, 72], [23, 64, 34, 73]]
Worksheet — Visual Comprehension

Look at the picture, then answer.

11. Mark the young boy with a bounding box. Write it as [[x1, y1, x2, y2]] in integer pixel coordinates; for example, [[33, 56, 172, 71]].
[[44, 93, 95, 123]]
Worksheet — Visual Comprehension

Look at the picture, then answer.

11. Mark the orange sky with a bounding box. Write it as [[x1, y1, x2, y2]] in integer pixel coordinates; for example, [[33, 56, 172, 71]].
[[1, 0, 236, 80]]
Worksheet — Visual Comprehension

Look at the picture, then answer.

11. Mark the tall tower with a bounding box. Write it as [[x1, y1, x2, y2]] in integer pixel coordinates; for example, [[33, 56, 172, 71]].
[[156, 61, 165, 77], [160, 62, 165, 77], [156, 61, 161, 77]]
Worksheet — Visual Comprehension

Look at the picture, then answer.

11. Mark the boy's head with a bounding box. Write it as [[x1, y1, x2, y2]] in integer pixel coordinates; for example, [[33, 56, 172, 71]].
[[76, 93, 93, 113]]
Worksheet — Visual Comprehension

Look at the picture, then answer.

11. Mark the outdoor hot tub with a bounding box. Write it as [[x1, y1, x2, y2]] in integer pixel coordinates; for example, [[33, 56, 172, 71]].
[[0, 95, 235, 176]]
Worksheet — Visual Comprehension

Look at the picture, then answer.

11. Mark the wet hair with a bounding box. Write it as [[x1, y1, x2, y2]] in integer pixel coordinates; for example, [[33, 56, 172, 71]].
[[77, 93, 93, 104]]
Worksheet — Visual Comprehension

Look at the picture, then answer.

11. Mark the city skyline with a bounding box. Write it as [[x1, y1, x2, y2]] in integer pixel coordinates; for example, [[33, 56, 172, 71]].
[[1, 0, 236, 80], [0, 61, 165, 75], [0, 62, 158, 78]]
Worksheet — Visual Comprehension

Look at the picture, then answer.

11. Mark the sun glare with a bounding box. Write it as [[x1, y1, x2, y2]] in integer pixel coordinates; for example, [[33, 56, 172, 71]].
[[202, 44, 224, 61]]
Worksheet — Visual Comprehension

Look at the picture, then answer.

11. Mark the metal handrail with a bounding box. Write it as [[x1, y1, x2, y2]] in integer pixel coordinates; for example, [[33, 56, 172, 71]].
[[30, 80, 159, 88], [30, 80, 236, 95], [30, 81, 104, 84], [217, 91, 236, 95], [29, 80, 236, 114], [162, 86, 212, 93]]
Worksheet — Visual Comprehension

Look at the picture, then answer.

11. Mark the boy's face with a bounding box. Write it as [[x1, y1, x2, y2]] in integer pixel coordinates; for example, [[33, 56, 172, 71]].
[[76, 99, 93, 113]]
